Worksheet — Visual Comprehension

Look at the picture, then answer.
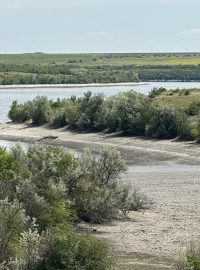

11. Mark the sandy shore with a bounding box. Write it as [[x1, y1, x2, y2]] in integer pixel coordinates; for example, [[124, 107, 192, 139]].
[[0, 122, 200, 165], [1, 123, 200, 269], [0, 82, 146, 89]]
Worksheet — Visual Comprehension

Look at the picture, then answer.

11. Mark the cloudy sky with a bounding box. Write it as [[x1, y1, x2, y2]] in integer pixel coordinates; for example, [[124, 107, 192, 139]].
[[1, 0, 200, 53]]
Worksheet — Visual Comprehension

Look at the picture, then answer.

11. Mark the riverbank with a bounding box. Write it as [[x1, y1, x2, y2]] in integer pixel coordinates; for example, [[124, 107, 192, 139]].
[[0, 122, 200, 165], [0, 82, 146, 89], [1, 123, 200, 269]]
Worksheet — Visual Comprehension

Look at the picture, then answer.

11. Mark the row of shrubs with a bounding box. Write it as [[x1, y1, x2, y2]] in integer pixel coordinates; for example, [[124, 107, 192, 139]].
[[9, 90, 200, 140], [0, 70, 139, 85], [0, 144, 150, 269]]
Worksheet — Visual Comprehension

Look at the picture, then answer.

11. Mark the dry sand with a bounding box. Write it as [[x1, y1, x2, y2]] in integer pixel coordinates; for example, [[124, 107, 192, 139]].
[[0, 82, 145, 89], [1, 122, 200, 269]]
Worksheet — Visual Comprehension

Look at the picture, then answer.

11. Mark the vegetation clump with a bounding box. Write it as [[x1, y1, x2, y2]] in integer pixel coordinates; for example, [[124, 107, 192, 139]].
[[176, 242, 200, 270], [9, 89, 200, 140], [0, 144, 149, 269]]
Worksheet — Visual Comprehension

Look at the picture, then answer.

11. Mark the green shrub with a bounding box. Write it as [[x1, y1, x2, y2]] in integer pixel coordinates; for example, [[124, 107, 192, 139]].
[[186, 101, 200, 116], [50, 108, 67, 127], [106, 91, 151, 134], [71, 146, 151, 223], [145, 106, 179, 138], [148, 87, 167, 98], [176, 242, 200, 270], [0, 145, 115, 269], [42, 225, 112, 270], [8, 100, 32, 122], [31, 96, 52, 125]]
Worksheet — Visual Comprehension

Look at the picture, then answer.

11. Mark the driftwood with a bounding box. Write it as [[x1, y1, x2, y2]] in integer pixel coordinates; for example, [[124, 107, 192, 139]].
[[37, 136, 58, 141]]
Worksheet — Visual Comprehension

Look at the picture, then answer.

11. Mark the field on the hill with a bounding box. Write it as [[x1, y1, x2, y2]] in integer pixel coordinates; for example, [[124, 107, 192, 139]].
[[0, 53, 200, 85], [0, 52, 200, 65], [0, 52, 200, 66]]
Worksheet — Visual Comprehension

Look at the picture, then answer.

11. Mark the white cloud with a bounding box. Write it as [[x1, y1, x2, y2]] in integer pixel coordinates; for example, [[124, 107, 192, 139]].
[[3, 2, 21, 9], [85, 31, 112, 36], [179, 28, 200, 35]]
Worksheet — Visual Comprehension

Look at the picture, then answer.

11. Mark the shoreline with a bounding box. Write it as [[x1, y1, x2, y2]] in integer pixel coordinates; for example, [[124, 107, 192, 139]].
[[0, 82, 146, 89], [0, 123, 200, 165], [0, 80, 200, 90]]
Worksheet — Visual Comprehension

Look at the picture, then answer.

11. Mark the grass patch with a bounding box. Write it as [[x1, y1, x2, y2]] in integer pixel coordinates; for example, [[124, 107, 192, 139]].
[[152, 88, 200, 108]]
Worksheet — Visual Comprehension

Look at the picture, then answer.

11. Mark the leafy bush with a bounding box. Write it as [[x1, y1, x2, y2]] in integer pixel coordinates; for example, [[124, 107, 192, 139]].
[[71, 146, 151, 223], [105, 91, 152, 134], [50, 108, 67, 127], [148, 87, 167, 98], [145, 106, 180, 138], [42, 225, 112, 270], [0, 144, 150, 268], [8, 100, 32, 122], [176, 242, 200, 270], [186, 101, 200, 116], [31, 96, 52, 125], [9, 90, 200, 141]]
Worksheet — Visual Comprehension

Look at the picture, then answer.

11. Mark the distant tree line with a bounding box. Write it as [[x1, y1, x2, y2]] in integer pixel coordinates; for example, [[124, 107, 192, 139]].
[[1, 63, 200, 85], [8, 89, 200, 140], [0, 63, 139, 85]]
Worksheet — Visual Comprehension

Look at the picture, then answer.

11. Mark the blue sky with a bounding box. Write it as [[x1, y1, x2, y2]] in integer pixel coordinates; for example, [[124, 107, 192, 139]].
[[1, 0, 200, 53]]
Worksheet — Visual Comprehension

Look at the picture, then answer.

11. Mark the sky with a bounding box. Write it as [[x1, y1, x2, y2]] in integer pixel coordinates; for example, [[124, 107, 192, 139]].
[[0, 0, 200, 53]]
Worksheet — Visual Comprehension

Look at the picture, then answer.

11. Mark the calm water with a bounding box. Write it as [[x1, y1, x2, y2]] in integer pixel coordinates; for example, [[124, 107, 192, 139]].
[[0, 140, 28, 148], [1, 81, 200, 123]]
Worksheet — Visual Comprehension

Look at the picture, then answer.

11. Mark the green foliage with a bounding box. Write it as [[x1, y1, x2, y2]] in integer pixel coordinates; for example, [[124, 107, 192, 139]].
[[145, 106, 181, 138], [76, 92, 106, 130], [42, 225, 112, 270], [148, 87, 167, 98], [1, 53, 200, 85], [176, 242, 200, 270], [31, 96, 52, 126], [0, 198, 27, 263], [8, 100, 32, 122], [186, 101, 200, 116], [10, 90, 200, 141], [74, 146, 126, 223], [105, 91, 152, 134], [0, 144, 149, 269]]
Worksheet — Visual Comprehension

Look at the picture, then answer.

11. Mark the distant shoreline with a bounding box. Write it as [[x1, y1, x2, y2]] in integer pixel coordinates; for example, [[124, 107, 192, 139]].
[[0, 82, 147, 89]]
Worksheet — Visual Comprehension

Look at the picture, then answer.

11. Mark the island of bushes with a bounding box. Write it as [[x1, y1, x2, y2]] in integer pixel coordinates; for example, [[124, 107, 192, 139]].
[[8, 88, 200, 141]]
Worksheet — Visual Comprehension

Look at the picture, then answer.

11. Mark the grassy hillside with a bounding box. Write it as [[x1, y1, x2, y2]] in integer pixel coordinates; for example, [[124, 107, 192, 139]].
[[0, 53, 200, 85], [0, 52, 200, 65]]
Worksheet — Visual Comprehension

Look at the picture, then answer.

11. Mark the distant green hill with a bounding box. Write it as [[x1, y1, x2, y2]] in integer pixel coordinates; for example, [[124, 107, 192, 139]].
[[0, 53, 200, 85]]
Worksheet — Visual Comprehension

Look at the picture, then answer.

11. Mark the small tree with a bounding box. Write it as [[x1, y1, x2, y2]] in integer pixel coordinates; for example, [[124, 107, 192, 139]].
[[31, 96, 52, 126]]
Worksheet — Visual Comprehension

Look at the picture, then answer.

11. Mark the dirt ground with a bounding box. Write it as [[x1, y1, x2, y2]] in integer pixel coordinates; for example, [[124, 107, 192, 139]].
[[1, 122, 200, 269]]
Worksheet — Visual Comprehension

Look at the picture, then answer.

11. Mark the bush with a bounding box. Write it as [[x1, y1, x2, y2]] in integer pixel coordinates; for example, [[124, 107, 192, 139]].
[[176, 242, 200, 270], [0, 144, 114, 269], [145, 106, 180, 138], [50, 108, 67, 127], [71, 146, 151, 223], [42, 225, 112, 270], [31, 96, 52, 125], [148, 87, 167, 98], [8, 100, 32, 122], [105, 91, 152, 134], [186, 101, 200, 116], [0, 144, 151, 269], [75, 92, 106, 131]]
